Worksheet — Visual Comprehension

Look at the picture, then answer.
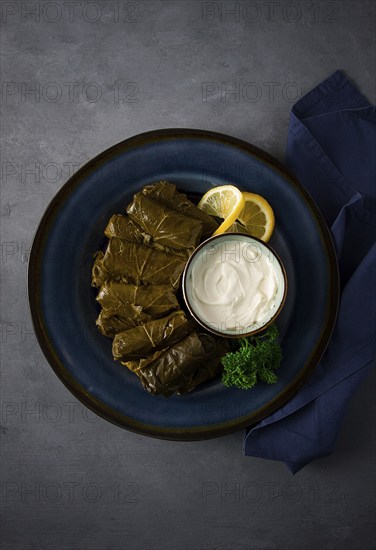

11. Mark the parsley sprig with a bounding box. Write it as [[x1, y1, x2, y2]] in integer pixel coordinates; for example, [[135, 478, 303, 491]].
[[221, 324, 282, 390]]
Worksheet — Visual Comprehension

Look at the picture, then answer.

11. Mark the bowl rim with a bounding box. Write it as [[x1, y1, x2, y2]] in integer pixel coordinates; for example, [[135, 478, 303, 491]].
[[182, 232, 288, 338]]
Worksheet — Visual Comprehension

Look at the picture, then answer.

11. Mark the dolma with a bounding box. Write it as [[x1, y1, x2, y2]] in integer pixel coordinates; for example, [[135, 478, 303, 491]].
[[127, 194, 202, 251], [142, 181, 218, 239], [126, 332, 230, 397], [104, 214, 189, 258], [104, 214, 149, 243], [122, 347, 167, 373], [92, 250, 132, 288], [97, 282, 179, 318], [112, 310, 192, 361], [96, 309, 145, 339], [178, 334, 230, 394], [102, 238, 186, 289], [91, 251, 113, 288]]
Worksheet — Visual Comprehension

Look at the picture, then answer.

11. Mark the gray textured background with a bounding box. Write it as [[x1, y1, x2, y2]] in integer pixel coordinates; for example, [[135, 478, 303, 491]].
[[1, 1, 375, 549]]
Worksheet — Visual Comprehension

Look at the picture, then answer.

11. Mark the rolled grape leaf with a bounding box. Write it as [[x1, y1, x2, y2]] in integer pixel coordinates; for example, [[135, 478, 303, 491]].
[[178, 334, 230, 394], [104, 214, 149, 243], [102, 238, 186, 288], [96, 309, 146, 339], [91, 249, 130, 287], [126, 332, 230, 397], [127, 194, 202, 251], [92, 251, 108, 288], [147, 241, 190, 259], [105, 214, 189, 258], [122, 347, 167, 373], [97, 281, 179, 318], [142, 181, 218, 239], [112, 310, 192, 361]]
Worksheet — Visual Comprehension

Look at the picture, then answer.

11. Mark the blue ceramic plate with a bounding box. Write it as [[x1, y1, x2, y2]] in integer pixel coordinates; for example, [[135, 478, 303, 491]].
[[28, 129, 339, 440]]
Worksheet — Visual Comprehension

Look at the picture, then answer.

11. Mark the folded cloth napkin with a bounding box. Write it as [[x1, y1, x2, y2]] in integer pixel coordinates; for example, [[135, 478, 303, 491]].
[[244, 70, 376, 473]]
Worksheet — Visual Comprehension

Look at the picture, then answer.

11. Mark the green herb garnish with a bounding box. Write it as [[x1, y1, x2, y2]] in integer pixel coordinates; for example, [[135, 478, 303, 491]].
[[221, 324, 282, 390]]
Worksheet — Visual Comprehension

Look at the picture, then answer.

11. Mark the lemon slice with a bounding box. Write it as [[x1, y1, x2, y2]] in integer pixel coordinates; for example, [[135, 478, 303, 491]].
[[198, 185, 245, 236], [233, 192, 275, 241], [226, 221, 248, 233]]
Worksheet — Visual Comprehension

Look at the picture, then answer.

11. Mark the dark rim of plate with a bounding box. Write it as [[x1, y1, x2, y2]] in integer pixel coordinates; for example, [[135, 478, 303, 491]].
[[28, 128, 340, 441], [182, 233, 288, 338]]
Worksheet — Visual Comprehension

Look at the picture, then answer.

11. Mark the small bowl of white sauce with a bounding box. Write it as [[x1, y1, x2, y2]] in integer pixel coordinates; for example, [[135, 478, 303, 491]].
[[182, 233, 287, 338]]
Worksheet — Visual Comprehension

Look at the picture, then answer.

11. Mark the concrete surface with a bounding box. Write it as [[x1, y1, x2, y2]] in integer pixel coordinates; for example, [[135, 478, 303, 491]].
[[1, 1, 375, 549]]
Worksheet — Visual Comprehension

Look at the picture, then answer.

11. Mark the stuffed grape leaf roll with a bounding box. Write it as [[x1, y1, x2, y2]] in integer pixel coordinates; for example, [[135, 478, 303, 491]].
[[142, 181, 218, 239], [92, 251, 132, 288], [125, 332, 230, 397], [104, 214, 190, 258], [104, 214, 149, 243], [92, 250, 132, 288], [96, 309, 146, 338], [96, 282, 179, 319], [127, 194, 202, 251], [91, 251, 110, 288], [112, 310, 192, 361], [102, 238, 186, 289]]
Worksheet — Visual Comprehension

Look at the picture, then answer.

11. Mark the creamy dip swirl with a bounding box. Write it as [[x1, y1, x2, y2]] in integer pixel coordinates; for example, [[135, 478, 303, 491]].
[[189, 240, 280, 332]]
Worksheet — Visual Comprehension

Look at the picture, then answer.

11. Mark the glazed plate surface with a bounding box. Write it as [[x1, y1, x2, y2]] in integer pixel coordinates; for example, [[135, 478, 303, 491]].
[[28, 129, 339, 439]]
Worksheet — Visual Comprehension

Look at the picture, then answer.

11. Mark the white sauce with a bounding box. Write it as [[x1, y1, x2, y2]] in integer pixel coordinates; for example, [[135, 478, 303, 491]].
[[189, 240, 280, 332]]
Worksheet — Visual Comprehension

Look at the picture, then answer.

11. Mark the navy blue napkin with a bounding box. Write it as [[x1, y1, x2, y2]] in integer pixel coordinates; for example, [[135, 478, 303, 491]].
[[244, 71, 376, 473]]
